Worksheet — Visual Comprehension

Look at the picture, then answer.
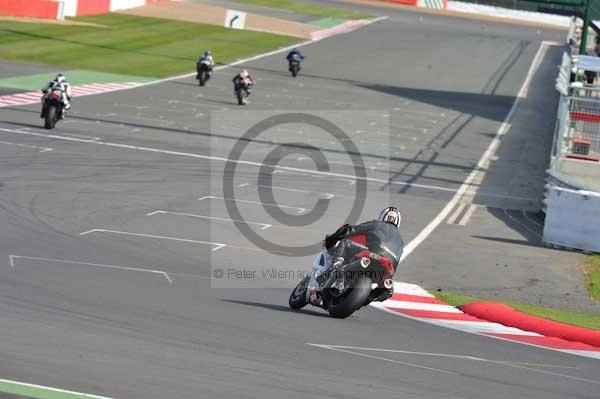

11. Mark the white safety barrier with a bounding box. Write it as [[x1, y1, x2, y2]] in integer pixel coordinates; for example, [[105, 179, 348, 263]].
[[446, 1, 571, 28], [110, 0, 145, 12], [543, 186, 600, 252]]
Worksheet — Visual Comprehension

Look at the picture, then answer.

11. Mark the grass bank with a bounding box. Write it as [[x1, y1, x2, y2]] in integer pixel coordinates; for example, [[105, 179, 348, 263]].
[[228, 0, 373, 19], [0, 14, 299, 78], [583, 254, 600, 302], [432, 290, 600, 331]]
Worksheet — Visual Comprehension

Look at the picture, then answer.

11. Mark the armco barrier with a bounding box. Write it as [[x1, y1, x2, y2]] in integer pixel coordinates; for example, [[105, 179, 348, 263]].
[[0, 0, 60, 19], [461, 302, 600, 348]]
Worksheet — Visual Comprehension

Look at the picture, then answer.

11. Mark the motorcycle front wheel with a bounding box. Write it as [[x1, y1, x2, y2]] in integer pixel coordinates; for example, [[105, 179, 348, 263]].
[[44, 105, 57, 130], [289, 275, 310, 310]]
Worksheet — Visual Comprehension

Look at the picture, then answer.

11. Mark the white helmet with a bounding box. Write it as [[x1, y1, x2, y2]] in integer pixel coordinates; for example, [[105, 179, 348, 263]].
[[379, 206, 401, 228], [56, 73, 65, 84], [240, 69, 249, 78]]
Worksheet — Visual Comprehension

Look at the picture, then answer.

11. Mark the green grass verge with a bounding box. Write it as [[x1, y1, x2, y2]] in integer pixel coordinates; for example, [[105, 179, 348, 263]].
[[310, 17, 349, 28], [0, 379, 102, 399], [431, 290, 600, 331], [584, 254, 600, 302], [0, 14, 299, 78], [0, 70, 154, 91], [227, 0, 373, 19]]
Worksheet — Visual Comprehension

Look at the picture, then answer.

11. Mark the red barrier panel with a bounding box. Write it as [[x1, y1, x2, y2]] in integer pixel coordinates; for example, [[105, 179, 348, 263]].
[[77, 0, 111, 15], [571, 111, 600, 123], [461, 302, 600, 348], [0, 0, 59, 19]]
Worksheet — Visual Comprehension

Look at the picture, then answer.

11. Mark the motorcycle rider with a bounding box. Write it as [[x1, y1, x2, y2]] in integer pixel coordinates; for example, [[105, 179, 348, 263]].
[[286, 48, 304, 71], [286, 48, 304, 63], [41, 73, 72, 118], [309, 207, 403, 306], [197, 50, 214, 73], [232, 69, 255, 99]]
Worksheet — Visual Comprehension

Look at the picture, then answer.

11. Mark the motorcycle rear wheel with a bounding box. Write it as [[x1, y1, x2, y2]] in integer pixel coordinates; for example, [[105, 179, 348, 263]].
[[327, 277, 371, 319]]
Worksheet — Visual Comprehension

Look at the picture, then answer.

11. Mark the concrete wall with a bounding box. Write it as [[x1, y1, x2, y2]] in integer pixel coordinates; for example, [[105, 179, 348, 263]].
[[543, 186, 600, 252], [552, 157, 600, 192]]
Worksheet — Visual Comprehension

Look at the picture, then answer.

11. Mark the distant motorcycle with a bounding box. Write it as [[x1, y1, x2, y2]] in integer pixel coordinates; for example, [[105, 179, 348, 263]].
[[234, 78, 253, 105], [41, 89, 64, 130], [289, 233, 400, 318], [196, 60, 213, 86], [288, 54, 304, 77]]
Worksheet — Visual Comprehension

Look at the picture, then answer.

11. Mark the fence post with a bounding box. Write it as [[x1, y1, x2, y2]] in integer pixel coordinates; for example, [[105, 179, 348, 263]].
[[580, 0, 592, 55]]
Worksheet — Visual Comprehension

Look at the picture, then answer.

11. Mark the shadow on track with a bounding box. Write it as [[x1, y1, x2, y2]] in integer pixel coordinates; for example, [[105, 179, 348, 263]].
[[472, 236, 543, 249], [2, 109, 478, 177], [472, 208, 544, 248], [221, 299, 329, 318]]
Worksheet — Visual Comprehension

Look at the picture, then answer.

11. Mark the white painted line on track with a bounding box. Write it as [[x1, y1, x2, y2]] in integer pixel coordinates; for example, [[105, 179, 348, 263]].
[[0, 127, 462, 194], [199, 195, 307, 214], [55, 132, 101, 141], [491, 361, 600, 385], [8, 255, 172, 283], [306, 344, 579, 369], [446, 203, 466, 225], [79, 228, 226, 251], [458, 204, 477, 226], [0, 378, 115, 399], [238, 182, 335, 199], [307, 344, 458, 375], [399, 41, 548, 262], [0, 140, 53, 152], [272, 169, 356, 186], [147, 210, 272, 230]]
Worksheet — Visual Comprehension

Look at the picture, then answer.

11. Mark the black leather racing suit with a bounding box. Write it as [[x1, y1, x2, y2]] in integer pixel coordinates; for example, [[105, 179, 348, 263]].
[[324, 220, 404, 302]]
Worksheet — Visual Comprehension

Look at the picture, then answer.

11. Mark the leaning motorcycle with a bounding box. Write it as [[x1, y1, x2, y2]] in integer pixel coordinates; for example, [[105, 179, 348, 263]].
[[289, 54, 303, 77], [289, 237, 399, 319], [234, 79, 253, 105], [196, 61, 212, 86], [41, 89, 64, 130]]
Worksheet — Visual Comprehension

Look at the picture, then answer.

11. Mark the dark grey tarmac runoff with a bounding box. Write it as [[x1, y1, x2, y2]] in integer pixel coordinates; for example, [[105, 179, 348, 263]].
[[1, 5, 598, 399]]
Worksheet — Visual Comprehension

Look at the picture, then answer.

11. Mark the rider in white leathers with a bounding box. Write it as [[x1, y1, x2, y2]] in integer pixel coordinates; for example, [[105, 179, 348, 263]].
[[41, 73, 72, 118]]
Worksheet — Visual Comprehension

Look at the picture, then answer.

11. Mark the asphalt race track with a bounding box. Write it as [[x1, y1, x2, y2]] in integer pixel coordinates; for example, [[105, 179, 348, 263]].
[[1, 6, 599, 399]]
